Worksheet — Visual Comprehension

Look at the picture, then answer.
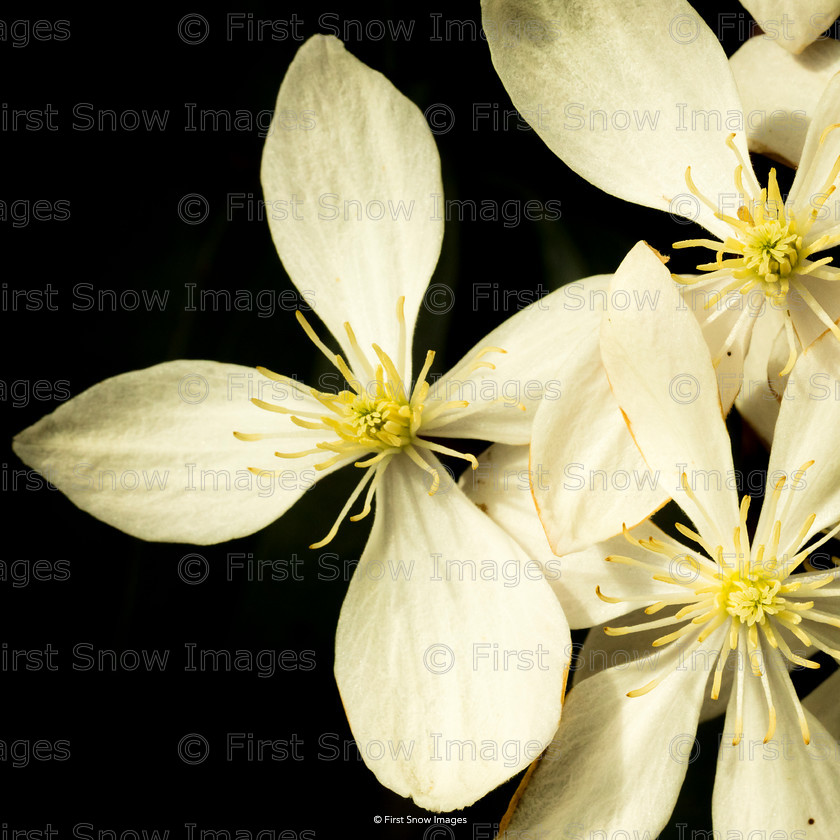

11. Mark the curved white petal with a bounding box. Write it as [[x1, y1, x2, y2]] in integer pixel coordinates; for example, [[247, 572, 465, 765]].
[[600, 242, 740, 548], [789, 72, 840, 239], [730, 36, 840, 165], [761, 329, 840, 553], [713, 649, 840, 837], [459, 446, 686, 628], [261, 35, 444, 371], [573, 617, 733, 724], [424, 276, 612, 445], [529, 270, 668, 556], [679, 274, 758, 411], [735, 302, 786, 447], [335, 456, 570, 812], [12, 361, 336, 544], [481, 0, 753, 238], [501, 627, 725, 839], [789, 276, 840, 351], [739, 0, 840, 54]]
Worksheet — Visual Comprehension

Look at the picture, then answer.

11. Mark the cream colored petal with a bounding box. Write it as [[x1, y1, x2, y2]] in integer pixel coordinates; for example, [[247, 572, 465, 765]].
[[600, 243, 741, 548], [262, 35, 444, 374], [12, 361, 336, 544], [788, 72, 840, 240], [730, 36, 840, 165], [573, 616, 733, 724], [739, 0, 840, 54], [713, 648, 840, 838], [459, 445, 685, 628], [734, 302, 786, 447], [529, 270, 669, 556], [335, 456, 570, 812], [424, 276, 611, 445], [760, 329, 840, 554], [501, 627, 725, 839], [482, 0, 754, 239]]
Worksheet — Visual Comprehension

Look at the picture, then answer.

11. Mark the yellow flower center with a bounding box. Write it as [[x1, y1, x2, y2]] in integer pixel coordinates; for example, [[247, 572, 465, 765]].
[[724, 572, 784, 626], [671, 132, 840, 375], [599, 465, 840, 747], [738, 219, 802, 300], [233, 297, 512, 547]]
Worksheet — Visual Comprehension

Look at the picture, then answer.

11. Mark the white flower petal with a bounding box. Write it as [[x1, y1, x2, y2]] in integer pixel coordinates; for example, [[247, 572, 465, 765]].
[[735, 302, 786, 447], [572, 617, 733, 724], [789, 72, 840, 239], [502, 627, 724, 839], [334, 456, 570, 812], [789, 277, 840, 350], [739, 1, 840, 54], [481, 0, 752, 238], [730, 35, 840, 165], [713, 652, 840, 837], [761, 329, 840, 552], [529, 271, 668, 556], [600, 242, 740, 548], [261, 35, 444, 371], [460, 446, 686, 628], [679, 276, 757, 411], [424, 277, 611, 445], [12, 361, 333, 544]]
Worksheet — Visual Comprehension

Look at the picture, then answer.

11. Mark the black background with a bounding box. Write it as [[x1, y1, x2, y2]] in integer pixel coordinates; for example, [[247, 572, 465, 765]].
[[1, 2, 821, 838]]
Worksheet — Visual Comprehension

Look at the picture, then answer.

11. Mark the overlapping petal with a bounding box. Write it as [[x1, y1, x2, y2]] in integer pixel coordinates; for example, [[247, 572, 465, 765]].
[[788, 73, 840, 240], [600, 242, 741, 547], [335, 456, 570, 811], [730, 35, 840, 165], [760, 330, 840, 553], [529, 269, 668, 556], [739, 0, 840, 54], [500, 627, 725, 839], [459, 445, 683, 627], [424, 277, 610, 445]]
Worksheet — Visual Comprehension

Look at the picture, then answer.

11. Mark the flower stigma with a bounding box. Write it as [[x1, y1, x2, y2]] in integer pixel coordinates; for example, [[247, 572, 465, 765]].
[[599, 464, 840, 746], [672, 132, 840, 375], [233, 297, 511, 548]]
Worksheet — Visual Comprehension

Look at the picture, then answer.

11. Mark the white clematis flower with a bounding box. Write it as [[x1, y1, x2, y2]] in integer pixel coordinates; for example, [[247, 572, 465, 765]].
[[501, 240, 840, 839], [13, 35, 573, 811], [484, 0, 840, 383]]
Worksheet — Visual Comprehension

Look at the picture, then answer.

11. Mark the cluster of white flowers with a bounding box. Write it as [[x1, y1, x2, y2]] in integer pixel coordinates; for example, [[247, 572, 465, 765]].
[[13, 0, 840, 834]]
